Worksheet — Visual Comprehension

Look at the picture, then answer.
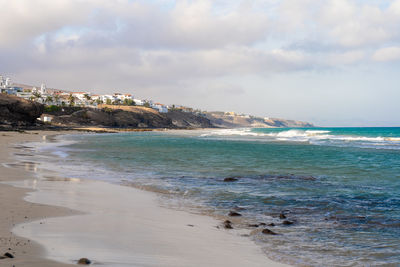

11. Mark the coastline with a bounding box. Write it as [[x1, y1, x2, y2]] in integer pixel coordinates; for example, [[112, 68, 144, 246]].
[[0, 130, 290, 267]]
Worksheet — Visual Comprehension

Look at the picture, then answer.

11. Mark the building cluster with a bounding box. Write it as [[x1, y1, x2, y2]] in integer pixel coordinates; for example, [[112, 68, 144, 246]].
[[0, 76, 23, 95], [0, 74, 170, 113]]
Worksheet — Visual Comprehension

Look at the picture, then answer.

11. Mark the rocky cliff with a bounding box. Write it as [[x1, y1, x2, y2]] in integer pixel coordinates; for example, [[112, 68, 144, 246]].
[[166, 110, 215, 128], [0, 94, 313, 130], [46, 105, 216, 129], [204, 112, 314, 128], [47, 106, 173, 128], [0, 94, 43, 127]]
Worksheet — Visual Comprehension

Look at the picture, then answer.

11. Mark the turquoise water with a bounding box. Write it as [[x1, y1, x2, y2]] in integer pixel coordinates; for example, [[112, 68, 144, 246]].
[[41, 128, 400, 266]]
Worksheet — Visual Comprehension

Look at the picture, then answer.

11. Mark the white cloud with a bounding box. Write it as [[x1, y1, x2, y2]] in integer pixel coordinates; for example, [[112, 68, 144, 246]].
[[0, 0, 93, 47], [326, 50, 366, 65], [107, 0, 270, 49], [316, 0, 400, 48], [2, 0, 397, 89], [372, 46, 400, 61], [1, 0, 400, 126]]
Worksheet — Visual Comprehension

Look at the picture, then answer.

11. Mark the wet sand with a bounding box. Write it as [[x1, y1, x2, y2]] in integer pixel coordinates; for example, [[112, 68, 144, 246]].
[[0, 131, 74, 267], [0, 131, 290, 267]]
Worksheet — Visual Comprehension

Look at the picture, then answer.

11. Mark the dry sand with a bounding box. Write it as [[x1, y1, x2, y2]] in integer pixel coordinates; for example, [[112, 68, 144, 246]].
[[0, 131, 290, 267]]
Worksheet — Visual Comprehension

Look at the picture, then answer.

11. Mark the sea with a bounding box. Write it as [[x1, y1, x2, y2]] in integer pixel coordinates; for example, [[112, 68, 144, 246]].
[[33, 127, 400, 266]]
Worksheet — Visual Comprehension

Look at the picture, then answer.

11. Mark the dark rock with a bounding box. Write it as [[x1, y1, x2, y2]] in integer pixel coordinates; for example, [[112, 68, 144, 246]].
[[187, 224, 194, 227], [51, 106, 173, 128], [77, 258, 91, 265], [302, 176, 316, 181], [262, 228, 278, 235], [283, 220, 294, 225], [223, 220, 233, 229], [228, 211, 242, 217], [258, 222, 267, 226], [248, 224, 259, 228], [45, 105, 215, 129], [4, 252, 14, 258], [279, 213, 286, 219], [0, 94, 43, 126], [268, 223, 275, 227], [166, 110, 215, 128], [224, 177, 238, 182]]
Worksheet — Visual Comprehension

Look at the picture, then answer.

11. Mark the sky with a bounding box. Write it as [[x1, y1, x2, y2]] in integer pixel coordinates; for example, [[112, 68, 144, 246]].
[[1, 0, 400, 126]]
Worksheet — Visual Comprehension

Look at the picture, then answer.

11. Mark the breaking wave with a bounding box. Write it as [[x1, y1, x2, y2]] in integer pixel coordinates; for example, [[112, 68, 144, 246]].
[[200, 128, 400, 150]]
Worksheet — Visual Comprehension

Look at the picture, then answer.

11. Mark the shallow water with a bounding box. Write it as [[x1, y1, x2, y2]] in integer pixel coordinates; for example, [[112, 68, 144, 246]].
[[31, 128, 400, 266]]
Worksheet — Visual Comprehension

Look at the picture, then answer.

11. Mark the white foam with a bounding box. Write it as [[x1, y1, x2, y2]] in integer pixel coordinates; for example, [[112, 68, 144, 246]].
[[51, 150, 69, 158], [200, 128, 263, 137], [198, 128, 400, 150]]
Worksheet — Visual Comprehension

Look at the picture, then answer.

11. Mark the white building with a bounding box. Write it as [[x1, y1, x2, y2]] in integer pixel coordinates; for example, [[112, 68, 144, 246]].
[[0, 75, 11, 89], [39, 83, 47, 94], [111, 93, 133, 103], [16, 92, 34, 100], [151, 103, 168, 113], [122, 94, 133, 101], [71, 92, 90, 101], [0, 75, 23, 95], [100, 94, 115, 103], [113, 93, 124, 103], [0, 76, 6, 88], [91, 94, 100, 101], [5, 77, 12, 86], [133, 99, 144, 105]]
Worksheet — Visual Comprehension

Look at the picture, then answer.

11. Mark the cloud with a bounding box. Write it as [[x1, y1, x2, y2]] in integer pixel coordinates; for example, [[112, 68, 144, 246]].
[[0, 0, 93, 48], [316, 0, 400, 48], [372, 46, 400, 61], [2, 0, 399, 64], [10, 45, 312, 91], [4, 0, 271, 51], [325, 50, 366, 65], [0, 0, 399, 115]]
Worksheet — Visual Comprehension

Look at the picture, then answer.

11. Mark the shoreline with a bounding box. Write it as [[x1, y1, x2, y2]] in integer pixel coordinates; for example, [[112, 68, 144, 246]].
[[0, 130, 290, 267], [0, 130, 75, 266]]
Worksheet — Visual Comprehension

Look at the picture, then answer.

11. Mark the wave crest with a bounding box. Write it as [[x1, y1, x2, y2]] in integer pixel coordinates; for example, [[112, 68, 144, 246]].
[[199, 128, 400, 150]]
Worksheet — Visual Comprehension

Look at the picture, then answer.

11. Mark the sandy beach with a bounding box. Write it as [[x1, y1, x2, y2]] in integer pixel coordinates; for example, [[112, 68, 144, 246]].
[[0, 131, 290, 267], [0, 131, 73, 267]]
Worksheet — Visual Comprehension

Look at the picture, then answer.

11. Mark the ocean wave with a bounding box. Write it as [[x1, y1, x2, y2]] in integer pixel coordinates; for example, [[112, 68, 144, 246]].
[[200, 128, 261, 137], [199, 128, 400, 150]]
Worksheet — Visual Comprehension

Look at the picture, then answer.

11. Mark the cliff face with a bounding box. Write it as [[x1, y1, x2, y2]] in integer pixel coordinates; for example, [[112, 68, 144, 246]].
[[48, 107, 173, 128], [47, 106, 216, 129], [0, 94, 43, 127], [166, 110, 215, 128], [204, 112, 314, 128]]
